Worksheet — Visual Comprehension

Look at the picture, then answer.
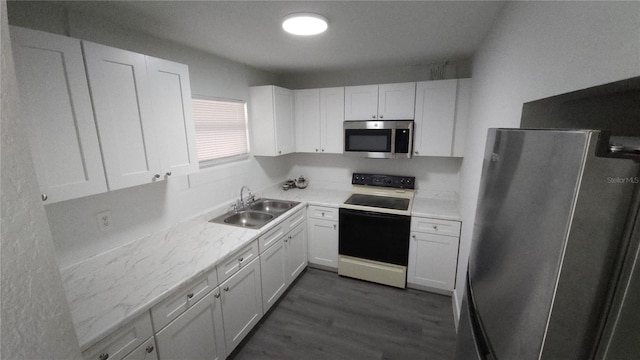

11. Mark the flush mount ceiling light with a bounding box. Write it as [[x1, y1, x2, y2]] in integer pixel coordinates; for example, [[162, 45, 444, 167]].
[[282, 13, 328, 36]]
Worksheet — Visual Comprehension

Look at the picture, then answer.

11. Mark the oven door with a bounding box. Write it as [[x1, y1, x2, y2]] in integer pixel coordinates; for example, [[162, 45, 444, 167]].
[[339, 208, 411, 266]]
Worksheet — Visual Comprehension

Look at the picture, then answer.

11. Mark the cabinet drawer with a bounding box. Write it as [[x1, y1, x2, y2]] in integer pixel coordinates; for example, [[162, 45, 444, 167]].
[[122, 337, 157, 360], [308, 206, 338, 221], [411, 217, 461, 237], [217, 240, 259, 283], [83, 312, 153, 360], [286, 208, 306, 231], [258, 222, 285, 253], [151, 269, 218, 331]]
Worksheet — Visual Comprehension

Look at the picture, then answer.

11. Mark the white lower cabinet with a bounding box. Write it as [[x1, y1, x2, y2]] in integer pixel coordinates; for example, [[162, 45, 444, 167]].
[[285, 223, 307, 285], [260, 238, 287, 312], [155, 288, 226, 360], [408, 217, 461, 293], [220, 257, 263, 354], [307, 206, 339, 270]]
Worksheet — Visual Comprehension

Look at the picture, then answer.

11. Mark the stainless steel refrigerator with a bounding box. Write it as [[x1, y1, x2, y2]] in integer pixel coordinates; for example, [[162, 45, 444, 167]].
[[455, 129, 640, 359]]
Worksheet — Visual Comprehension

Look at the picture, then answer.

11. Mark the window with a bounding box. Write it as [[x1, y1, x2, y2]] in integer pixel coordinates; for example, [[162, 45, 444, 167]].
[[192, 97, 249, 166]]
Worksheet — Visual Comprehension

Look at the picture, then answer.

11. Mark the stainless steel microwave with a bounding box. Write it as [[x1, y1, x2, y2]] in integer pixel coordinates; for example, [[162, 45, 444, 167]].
[[343, 120, 414, 159]]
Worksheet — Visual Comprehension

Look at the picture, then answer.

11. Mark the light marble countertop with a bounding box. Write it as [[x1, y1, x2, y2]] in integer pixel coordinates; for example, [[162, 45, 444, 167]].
[[60, 184, 458, 351]]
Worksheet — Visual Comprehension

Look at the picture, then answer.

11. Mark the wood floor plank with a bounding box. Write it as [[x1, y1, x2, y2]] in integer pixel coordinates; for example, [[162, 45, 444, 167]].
[[229, 268, 456, 360]]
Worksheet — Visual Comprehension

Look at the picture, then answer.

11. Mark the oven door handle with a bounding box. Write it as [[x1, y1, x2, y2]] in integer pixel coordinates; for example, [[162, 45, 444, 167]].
[[341, 208, 405, 219]]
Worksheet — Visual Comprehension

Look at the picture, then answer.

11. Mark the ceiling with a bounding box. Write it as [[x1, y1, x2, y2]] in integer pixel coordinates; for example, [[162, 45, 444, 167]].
[[61, 1, 506, 74]]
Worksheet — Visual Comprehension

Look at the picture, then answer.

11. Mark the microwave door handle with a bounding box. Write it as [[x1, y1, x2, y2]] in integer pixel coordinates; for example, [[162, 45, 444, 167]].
[[390, 128, 396, 154]]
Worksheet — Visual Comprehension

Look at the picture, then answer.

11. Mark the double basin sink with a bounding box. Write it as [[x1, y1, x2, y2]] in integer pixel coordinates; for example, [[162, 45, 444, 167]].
[[209, 198, 300, 229]]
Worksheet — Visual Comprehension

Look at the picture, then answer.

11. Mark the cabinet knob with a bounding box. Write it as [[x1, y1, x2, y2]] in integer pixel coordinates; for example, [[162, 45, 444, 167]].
[[321, 149, 325, 152], [414, 151, 419, 155], [41, 194, 48, 202], [214, 292, 221, 298], [372, 115, 376, 119], [145, 345, 154, 354], [98, 353, 109, 360], [224, 286, 229, 292], [154, 174, 161, 179], [278, 150, 282, 154], [165, 171, 172, 177], [315, 149, 318, 152], [333, 224, 337, 230], [379, 115, 384, 119], [238, 257, 244, 263], [321, 212, 325, 216], [186, 293, 194, 300], [412, 234, 416, 238], [433, 225, 438, 230]]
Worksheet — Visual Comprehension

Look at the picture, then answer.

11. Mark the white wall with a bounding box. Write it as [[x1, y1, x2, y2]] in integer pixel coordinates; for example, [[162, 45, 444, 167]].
[[7, 3, 294, 268], [455, 1, 640, 318], [0, 1, 81, 357]]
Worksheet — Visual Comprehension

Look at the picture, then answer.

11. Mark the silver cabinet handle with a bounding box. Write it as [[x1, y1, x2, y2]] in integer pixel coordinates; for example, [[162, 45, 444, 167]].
[[145, 345, 154, 353], [224, 286, 229, 292], [98, 353, 109, 360], [186, 293, 194, 299], [41, 194, 48, 202], [165, 171, 172, 176]]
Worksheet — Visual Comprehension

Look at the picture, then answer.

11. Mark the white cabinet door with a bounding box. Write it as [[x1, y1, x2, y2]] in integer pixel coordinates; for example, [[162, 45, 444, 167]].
[[260, 238, 287, 313], [408, 231, 459, 292], [83, 41, 161, 190], [320, 87, 345, 154], [146, 56, 198, 178], [274, 87, 295, 155], [413, 79, 458, 157], [249, 85, 294, 156], [344, 84, 378, 120], [377, 82, 416, 120], [10, 26, 107, 204], [285, 223, 307, 285], [453, 79, 472, 157], [307, 217, 339, 270], [294, 89, 321, 153], [220, 257, 263, 353], [155, 289, 226, 360], [122, 338, 157, 360]]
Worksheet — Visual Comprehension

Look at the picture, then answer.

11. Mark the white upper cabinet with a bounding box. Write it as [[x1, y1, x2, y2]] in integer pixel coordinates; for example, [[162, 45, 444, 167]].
[[10, 26, 107, 204], [344, 82, 415, 120], [146, 57, 199, 178], [295, 87, 344, 154], [344, 85, 378, 120], [377, 82, 416, 120], [413, 79, 471, 157], [83, 41, 161, 191], [294, 89, 321, 153], [249, 85, 295, 156]]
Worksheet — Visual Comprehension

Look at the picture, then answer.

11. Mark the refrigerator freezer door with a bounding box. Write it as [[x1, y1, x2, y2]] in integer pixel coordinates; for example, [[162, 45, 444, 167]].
[[469, 129, 590, 359]]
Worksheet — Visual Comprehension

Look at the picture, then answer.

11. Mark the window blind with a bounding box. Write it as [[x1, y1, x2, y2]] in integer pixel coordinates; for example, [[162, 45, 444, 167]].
[[192, 98, 249, 164]]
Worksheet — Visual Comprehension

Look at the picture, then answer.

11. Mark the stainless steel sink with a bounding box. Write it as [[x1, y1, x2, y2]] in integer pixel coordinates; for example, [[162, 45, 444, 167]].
[[249, 198, 300, 214], [209, 199, 299, 229], [209, 210, 273, 228]]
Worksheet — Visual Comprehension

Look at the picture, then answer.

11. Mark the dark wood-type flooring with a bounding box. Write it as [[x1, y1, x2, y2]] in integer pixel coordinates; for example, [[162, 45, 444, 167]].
[[229, 268, 457, 360]]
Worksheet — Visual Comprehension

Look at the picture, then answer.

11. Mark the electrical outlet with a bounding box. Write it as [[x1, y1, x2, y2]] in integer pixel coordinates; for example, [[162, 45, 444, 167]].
[[96, 210, 112, 232]]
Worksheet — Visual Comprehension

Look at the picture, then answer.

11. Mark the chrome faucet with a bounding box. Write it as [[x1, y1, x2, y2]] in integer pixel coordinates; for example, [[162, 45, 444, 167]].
[[236, 185, 255, 212]]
